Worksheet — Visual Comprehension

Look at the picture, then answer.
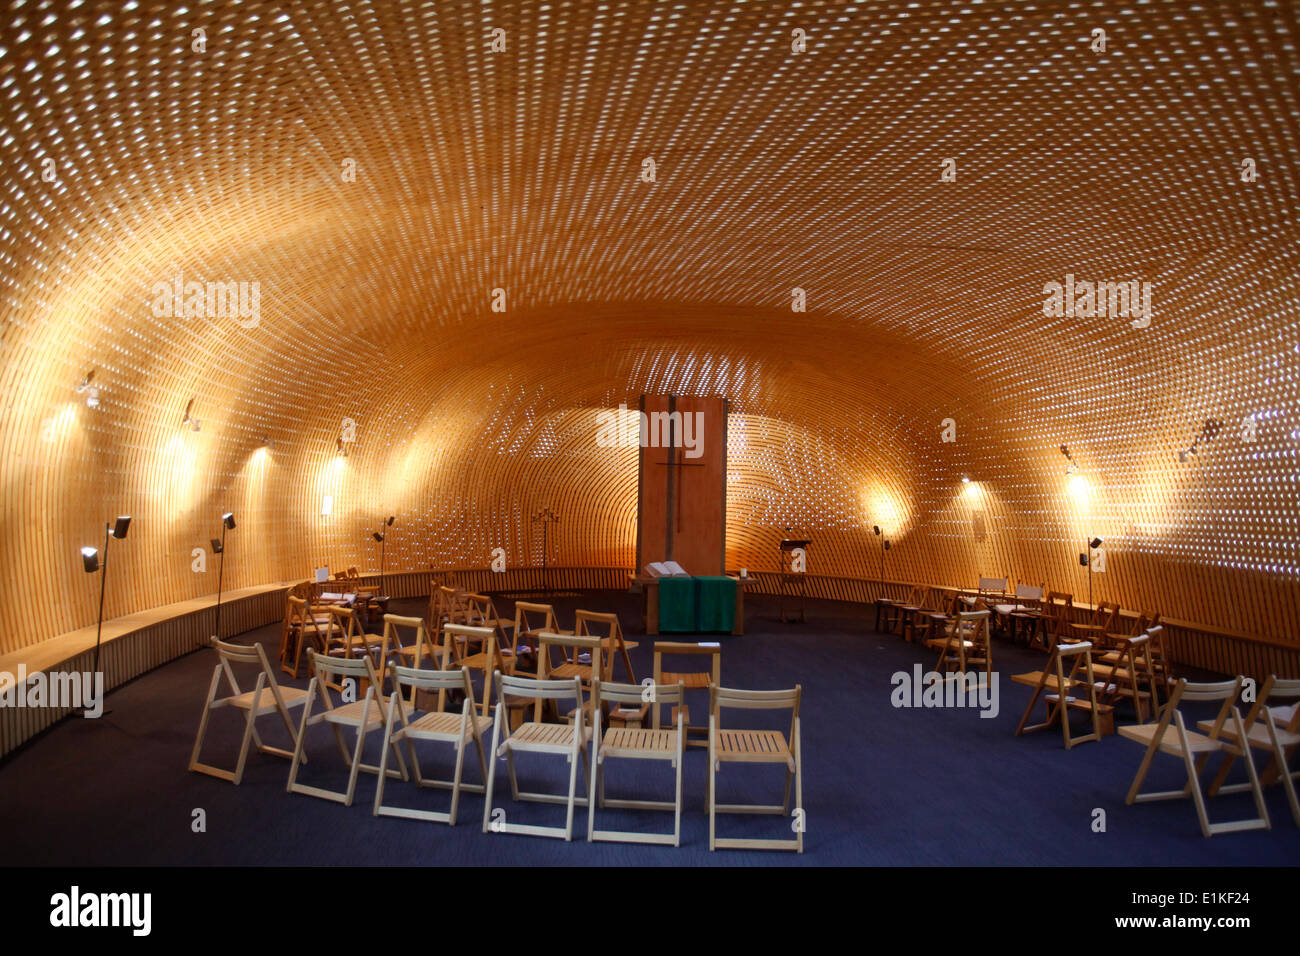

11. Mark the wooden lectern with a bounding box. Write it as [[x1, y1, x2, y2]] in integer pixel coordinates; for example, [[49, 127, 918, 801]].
[[779, 539, 811, 623]]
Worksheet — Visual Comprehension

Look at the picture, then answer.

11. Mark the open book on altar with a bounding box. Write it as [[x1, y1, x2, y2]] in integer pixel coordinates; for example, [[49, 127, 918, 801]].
[[645, 560, 689, 578]]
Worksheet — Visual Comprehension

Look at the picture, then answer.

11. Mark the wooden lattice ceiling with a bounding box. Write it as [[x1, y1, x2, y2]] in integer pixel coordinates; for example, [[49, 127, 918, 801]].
[[1, 0, 1297, 652]]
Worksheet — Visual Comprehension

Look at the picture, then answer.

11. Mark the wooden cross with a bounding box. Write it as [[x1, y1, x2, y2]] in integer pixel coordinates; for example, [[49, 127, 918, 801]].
[[652, 429, 704, 534]]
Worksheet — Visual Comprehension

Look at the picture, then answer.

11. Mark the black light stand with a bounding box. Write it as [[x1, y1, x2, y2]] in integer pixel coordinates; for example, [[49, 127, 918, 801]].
[[211, 512, 236, 644], [80, 515, 131, 716], [372, 515, 395, 595]]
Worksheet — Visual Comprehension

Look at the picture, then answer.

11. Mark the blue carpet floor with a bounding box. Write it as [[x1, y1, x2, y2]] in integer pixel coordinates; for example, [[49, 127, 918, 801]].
[[1, 591, 1296, 866]]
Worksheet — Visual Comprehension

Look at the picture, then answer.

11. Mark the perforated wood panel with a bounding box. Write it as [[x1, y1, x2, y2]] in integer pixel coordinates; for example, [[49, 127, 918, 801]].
[[1, 1, 1297, 660]]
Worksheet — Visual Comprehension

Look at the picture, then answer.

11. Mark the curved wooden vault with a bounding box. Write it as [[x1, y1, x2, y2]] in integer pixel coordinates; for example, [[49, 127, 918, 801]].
[[1, 0, 1297, 661]]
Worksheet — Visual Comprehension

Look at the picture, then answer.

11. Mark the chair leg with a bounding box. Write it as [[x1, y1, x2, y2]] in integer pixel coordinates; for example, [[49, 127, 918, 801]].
[[449, 735, 468, 826], [342, 696, 373, 807], [708, 731, 717, 851], [233, 699, 260, 785], [187, 665, 223, 774], [286, 679, 318, 793], [1179, 728, 1214, 838], [1125, 733, 1162, 805], [1265, 721, 1300, 826], [794, 719, 804, 854], [587, 751, 600, 842], [1234, 712, 1272, 831], [482, 708, 503, 833], [372, 698, 398, 815]]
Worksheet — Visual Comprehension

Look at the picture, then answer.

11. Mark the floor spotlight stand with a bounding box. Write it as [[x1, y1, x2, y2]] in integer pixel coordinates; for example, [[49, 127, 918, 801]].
[[211, 513, 236, 646], [90, 522, 111, 685], [82, 516, 131, 717]]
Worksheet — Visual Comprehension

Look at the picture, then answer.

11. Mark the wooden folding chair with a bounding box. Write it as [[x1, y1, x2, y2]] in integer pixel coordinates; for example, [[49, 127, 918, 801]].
[[1068, 600, 1121, 645], [927, 609, 992, 677], [281, 594, 331, 677], [653, 640, 721, 748], [190, 639, 310, 783], [324, 605, 386, 662], [286, 650, 409, 806], [1092, 632, 1160, 722], [383, 614, 439, 669], [1201, 675, 1300, 826], [481, 671, 591, 841], [575, 610, 636, 682], [707, 685, 803, 852], [1100, 623, 1173, 701], [1120, 677, 1270, 837], [1030, 591, 1074, 650], [1012, 640, 1110, 748], [539, 631, 603, 725], [373, 663, 492, 825], [999, 582, 1042, 644], [587, 679, 685, 846], [465, 592, 513, 638], [510, 601, 565, 674], [451, 623, 512, 717]]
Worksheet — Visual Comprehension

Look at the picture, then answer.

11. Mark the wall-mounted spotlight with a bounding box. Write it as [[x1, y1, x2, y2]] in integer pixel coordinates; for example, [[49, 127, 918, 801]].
[[960, 475, 971, 484], [261, 437, 276, 451], [75, 370, 99, 408], [182, 398, 201, 432], [1059, 444, 1079, 475], [1178, 419, 1224, 463]]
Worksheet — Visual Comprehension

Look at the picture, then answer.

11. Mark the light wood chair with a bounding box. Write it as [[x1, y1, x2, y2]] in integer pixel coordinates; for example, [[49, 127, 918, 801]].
[[281, 594, 331, 677], [426, 585, 465, 646], [538, 631, 603, 725], [1120, 676, 1270, 838], [481, 671, 591, 841], [1031, 591, 1074, 650], [707, 684, 804, 853], [286, 650, 409, 806], [1001, 582, 1043, 644], [1202, 675, 1300, 826], [928, 609, 992, 677], [1092, 631, 1160, 722], [1068, 600, 1121, 646], [465, 592, 515, 644], [450, 623, 512, 717], [653, 640, 722, 747], [587, 678, 686, 846], [190, 639, 310, 784], [510, 601, 565, 674], [384, 614, 438, 669], [1012, 640, 1110, 748], [372, 662, 492, 825], [575, 610, 636, 682], [324, 605, 386, 661]]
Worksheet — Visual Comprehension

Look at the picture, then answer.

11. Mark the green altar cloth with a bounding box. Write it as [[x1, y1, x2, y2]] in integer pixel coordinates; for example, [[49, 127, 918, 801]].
[[657, 576, 736, 633]]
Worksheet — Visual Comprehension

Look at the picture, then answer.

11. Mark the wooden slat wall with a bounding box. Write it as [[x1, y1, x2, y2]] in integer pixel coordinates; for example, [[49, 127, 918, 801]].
[[0, 2, 1296, 706]]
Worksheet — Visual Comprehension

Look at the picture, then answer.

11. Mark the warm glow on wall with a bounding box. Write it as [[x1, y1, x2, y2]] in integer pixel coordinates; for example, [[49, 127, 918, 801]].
[[865, 487, 908, 539], [1066, 473, 1090, 506]]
